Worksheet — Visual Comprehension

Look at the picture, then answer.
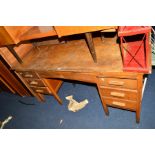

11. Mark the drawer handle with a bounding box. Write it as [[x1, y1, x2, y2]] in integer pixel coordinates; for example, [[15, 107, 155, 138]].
[[109, 81, 124, 86], [112, 101, 125, 106], [100, 78, 104, 81], [30, 81, 38, 85], [24, 74, 33, 78], [35, 89, 44, 93], [110, 92, 125, 98]]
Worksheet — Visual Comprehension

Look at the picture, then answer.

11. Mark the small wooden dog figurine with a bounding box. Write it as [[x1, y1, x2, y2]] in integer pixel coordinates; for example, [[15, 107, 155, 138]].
[[66, 95, 89, 112]]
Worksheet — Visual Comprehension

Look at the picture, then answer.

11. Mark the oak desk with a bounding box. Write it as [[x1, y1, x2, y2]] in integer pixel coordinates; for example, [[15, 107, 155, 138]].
[[12, 35, 143, 123]]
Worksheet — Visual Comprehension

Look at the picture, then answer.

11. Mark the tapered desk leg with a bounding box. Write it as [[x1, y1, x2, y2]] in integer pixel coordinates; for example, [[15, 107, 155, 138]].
[[85, 32, 97, 63], [6, 45, 23, 63]]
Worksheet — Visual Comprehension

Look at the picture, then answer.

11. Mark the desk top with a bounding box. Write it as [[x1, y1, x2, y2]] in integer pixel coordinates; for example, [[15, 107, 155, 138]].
[[13, 35, 123, 73]]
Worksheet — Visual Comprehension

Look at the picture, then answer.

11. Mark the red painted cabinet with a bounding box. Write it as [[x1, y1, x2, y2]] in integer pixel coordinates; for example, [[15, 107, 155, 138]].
[[118, 26, 151, 73]]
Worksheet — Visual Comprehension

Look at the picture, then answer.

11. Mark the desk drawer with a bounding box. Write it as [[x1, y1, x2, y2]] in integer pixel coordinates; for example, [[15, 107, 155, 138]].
[[17, 71, 39, 79], [26, 78, 45, 87], [30, 86, 51, 94], [98, 77, 137, 90], [100, 87, 137, 101], [102, 97, 137, 111]]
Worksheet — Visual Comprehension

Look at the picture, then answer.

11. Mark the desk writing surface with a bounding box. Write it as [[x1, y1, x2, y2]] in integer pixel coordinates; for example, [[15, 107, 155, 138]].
[[12, 36, 122, 73]]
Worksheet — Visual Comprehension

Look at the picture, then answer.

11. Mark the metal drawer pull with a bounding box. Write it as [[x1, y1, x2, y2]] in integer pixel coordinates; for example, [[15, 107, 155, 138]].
[[30, 81, 38, 85], [109, 81, 124, 86], [112, 101, 125, 106], [24, 74, 33, 78], [110, 92, 125, 97], [35, 89, 44, 93]]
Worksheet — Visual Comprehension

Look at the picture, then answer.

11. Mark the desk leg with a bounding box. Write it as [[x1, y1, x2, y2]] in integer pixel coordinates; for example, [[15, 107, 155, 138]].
[[136, 74, 143, 123], [100, 98, 109, 115], [97, 85, 109, 115], [6, 45, 23, 63], [85, 32, 97, 63]]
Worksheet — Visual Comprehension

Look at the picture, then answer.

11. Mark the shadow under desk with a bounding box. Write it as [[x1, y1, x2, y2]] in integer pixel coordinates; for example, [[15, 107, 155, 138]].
[[12, 36, 144, 123]]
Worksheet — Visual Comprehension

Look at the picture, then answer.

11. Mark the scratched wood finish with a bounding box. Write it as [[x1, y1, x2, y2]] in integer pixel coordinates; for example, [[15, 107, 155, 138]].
[[12, 36, 122, 72]]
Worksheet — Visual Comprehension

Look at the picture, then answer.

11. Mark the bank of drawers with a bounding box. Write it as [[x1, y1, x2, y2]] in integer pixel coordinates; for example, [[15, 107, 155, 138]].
[[17, 71, 51, 94], [97, 76, 139, 111]]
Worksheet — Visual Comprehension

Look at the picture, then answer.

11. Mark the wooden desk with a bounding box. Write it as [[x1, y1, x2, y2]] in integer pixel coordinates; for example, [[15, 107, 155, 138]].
[[12, 36, 143, 123]]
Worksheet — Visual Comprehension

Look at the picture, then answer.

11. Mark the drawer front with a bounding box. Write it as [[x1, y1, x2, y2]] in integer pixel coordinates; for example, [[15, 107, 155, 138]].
[[98, 77, 137, 90], [100, 87, 137, 101], [26, 78, 45, 87], [102, 97, 137, 111], [17, 71, 39, 79], [30, 86, 51, 94]]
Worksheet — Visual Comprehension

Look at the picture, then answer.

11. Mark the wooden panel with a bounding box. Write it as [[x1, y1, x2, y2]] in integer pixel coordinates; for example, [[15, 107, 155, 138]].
[[0, 77, 16, 94], [0, 27, 15, 45], [0, 60, 29, 96], [4, 26, 32, 43], [54, 26, 118, 37], [0, 26, 33, 45], [98, 77, 137, 90], [38, 71, 97, 83], [20, 26, 57, 41], [43, 79, 63, 92], [100, 87, 137, 101]]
